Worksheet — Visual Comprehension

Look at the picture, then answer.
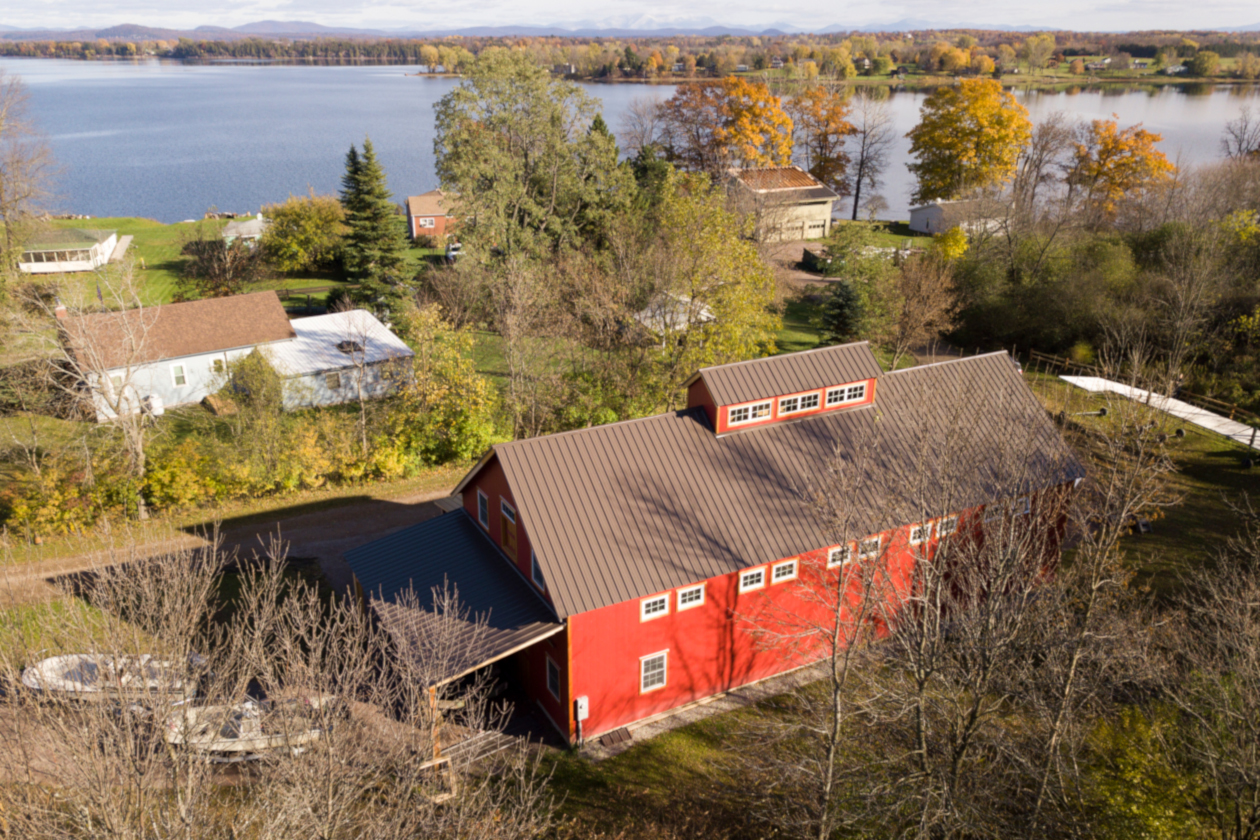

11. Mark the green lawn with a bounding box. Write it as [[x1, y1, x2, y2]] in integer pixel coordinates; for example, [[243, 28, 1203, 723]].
[[831, 219, 928, 249]]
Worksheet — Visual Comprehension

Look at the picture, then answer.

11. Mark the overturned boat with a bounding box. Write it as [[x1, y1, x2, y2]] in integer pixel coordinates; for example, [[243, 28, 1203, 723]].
[[163, 695, 338, 762], [20, 654, 199, 701]]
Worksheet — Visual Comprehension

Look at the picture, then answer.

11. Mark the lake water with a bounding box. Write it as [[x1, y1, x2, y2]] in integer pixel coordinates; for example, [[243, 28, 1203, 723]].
[[5, 58, 1260, 223]]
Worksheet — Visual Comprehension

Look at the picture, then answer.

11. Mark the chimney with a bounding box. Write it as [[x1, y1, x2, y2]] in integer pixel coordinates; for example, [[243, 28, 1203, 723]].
[[54, 303, 67, 321]]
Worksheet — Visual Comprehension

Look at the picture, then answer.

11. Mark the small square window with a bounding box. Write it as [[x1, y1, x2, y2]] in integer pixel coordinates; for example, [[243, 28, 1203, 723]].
[[739, 568, 766, 593], [325, 372, 341, 389], [531, 550, 546, 590], [728, 400, 772, 427], [640, 651, 668, 693], [677, 584, 705, 610], [500, 499, 516, 524], [853, 536, 881, 563], [937, 516, 958, 538], [419, 217, 436, 228], [779, 396, 800, 414], [171, 365, 186, 387], [827, 546, 847, 568], [545, 655, 561, 701], [845, 383, 866, 401], [729, 405, 750, 424], [909, 523, 931, 545], [477, 490, 489, 528], [640, 594, 669, 621], [800, 393, 820, 411], [772, 560, 797, 582], [750, 401, 771, 420], [827, 383, 867, 406]]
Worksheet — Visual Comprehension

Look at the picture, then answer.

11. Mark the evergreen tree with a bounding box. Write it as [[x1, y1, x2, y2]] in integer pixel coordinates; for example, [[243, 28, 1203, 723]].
[[820, 281, 864, 345], [339, 137, 407, 307]]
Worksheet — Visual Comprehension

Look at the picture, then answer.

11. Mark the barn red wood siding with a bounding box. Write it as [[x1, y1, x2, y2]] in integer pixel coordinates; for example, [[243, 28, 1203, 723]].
[[698, 377, 879, 436]]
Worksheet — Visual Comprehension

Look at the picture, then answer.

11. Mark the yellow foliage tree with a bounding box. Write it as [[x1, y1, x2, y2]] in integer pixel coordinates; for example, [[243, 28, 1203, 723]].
[[907, 78, 1032, 203], [932, 226, 969, 260], [972, 54, 996, 75], [785, 86, 856, 196], [659, 78, 793, 176], [1069, 117, 1176, 222]]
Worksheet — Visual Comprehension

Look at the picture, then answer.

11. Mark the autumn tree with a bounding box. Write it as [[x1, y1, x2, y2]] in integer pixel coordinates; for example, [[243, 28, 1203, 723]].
[[907, 78, 1032, 203], [786, 85, 855, 197], [178, 220, 270, 299], [1223, 106, 1260, 159], [434, 47, 629, 260], [1023, 33, 1056, 71], [1068, 117, 1176, 225], [1188, 50, 1220, 77], [657, 78, 793, 178], [848, 91, 895, 220], [260, 190, 347, 273], [0, 69, 54, 273]]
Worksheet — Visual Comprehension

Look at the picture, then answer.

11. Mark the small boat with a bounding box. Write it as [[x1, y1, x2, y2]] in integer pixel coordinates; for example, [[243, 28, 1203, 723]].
[[163, 695, 338, 762], [20, 654, 199, 701]]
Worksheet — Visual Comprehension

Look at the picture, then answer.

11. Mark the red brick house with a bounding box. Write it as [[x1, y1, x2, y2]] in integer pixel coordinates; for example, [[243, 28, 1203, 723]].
[[405, 190, 457, 240], [344, 344, 1082, 743]]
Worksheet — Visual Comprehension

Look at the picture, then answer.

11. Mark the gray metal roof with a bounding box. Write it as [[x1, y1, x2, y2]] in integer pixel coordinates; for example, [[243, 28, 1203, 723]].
[[24, 228, 116, 252], [688, 341, 885, 406], [267, 310, 413, 377], [343, 511, 562, 685], [492, 352, 1082, 618]]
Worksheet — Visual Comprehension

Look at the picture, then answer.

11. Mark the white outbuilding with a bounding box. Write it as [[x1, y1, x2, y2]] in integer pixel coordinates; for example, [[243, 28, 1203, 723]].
[[19, 229, 118, 274]]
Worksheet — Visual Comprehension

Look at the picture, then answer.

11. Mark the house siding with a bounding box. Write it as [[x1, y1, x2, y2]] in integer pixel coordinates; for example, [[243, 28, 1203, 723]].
[[463, 460, 554, 610], [94, 345, 258, 420], [411, 215, 451, 239]]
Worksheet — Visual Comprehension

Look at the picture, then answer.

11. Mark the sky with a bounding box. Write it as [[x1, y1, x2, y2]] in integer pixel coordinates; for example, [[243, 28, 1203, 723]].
[[1, 0, 1258, 33]]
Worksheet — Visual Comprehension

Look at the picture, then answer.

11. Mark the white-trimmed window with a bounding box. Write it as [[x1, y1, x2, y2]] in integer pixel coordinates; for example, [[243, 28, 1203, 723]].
[[852, 536, 882, 563], [827, 546, 847, 568], [531, 549, 546, 590], [476, 490, 489, 528], [417, 216, 436, 229], [739, 567, 766, 593], [500, 499, 517, 524], [1017, 496, 1031, 515], [641, 651, 668, 693], [171, 364, 187, 387], [677, 584, 705, 610], [325, 372, 342, 389], [728, 400, 772, 427], [772, 559, 798, 583], [937, 516, 959, 538], [640, 593, 669, 621], [826, 382, 868, 406], [779, 392, 819, 415], [545, 655, 561, 701], [909, 523, 931, 545]]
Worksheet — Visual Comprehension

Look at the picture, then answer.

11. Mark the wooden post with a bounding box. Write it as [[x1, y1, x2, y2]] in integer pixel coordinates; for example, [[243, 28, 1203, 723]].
[[1250, 427, 1256, 449]]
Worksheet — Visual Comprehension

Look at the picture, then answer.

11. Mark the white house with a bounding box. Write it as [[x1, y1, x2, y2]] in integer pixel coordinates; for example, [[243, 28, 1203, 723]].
[[19, 229, 118, 274], [60, 291, 413, 421], [223, 215, 269, 245], [908, 199, 1001, 235], [727, 166, 839, 242]]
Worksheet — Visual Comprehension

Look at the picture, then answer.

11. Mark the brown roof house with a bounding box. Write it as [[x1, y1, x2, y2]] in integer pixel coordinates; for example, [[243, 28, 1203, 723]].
[[344, 343, 1083, 744], [60, 291, 412, 421], [727, 166, 839, 242], [406, 190, 458, 240]]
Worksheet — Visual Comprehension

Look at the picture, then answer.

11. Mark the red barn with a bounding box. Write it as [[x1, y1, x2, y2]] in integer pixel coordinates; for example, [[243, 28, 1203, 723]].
[[345, 343, 1082, 743], [406, 190, 457, 240]]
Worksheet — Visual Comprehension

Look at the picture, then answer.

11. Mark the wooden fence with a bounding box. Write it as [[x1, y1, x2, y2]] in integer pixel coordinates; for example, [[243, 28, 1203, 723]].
[[1023, 348, 1260, 428]]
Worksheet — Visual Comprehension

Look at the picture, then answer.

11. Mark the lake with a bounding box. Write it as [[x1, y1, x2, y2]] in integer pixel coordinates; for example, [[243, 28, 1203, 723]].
[[4, 58, 1260, 223]]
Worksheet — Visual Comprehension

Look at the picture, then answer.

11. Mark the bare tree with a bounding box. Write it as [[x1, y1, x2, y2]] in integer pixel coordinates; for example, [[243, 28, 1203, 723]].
[[847, 91, 894, 221], [1222, 105, 1260, 160], [0, 70, 55, 270], [889, 255, 958, 370], [619, 94, 666, 155]]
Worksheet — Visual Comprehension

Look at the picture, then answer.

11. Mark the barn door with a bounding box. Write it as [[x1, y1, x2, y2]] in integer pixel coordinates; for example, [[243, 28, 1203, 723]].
[[500, 500, 518, 560]]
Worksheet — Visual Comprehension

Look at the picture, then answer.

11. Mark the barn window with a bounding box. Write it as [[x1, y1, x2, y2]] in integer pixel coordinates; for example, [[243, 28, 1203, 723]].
[[476, 490, 489, 528], [739, 568, 766, 593], [640, 594, 669, 621], [849, 536, 882, 564], [418, 217, 436, 228], [779, 396, 800, 414], [772, 560, 798, 583], [640, 651, 668, 693], [171, 365, 186, 387], [937, 516, 959, 538], [325, 372, 342, 389], [826, 383, 867, 406], [677, 584, 705, 610], [500, 499, 516, 524], [909, 523, 931, 545], [531, 550, 546, 590], [728, 400, 772, 426], [827, 546, 847, 568], [545, 655, 561, 701]]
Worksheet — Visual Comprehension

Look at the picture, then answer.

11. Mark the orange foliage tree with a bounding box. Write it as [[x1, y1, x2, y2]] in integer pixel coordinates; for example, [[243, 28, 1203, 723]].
[[1069, 117, 1176, 222], [907, 78, 1032, 203], [658, 78, 793, 177], [785, 85, 856, 196]]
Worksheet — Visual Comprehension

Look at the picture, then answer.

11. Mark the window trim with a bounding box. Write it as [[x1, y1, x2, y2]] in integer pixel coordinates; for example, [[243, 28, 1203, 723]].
[[727, 399, 773, 427], [170, 364, 187, 387], [500, 498, 517, 525], [325, 371, 342, 390], [640, 593, 670, 622], [937, 516, 959, 538], [825, 381, 868, 407], [738, 567, 766, 593], [640, 650, 669, 694], [676, 584, 706, 611], [531, 549, 546, 591], [545, 654, 561, 702], [476, 489, 489, 529], [851, 535, 883, 564], [909, 522, 932, 546], [827, 546, 847, 568], [778, 388, 822, 416], [771, 559, 798, 583]]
